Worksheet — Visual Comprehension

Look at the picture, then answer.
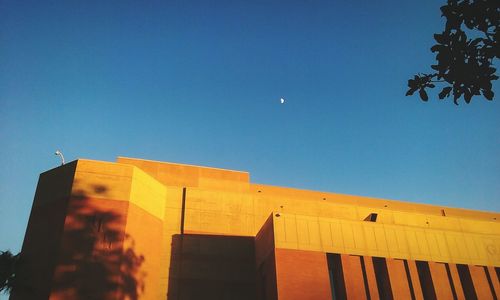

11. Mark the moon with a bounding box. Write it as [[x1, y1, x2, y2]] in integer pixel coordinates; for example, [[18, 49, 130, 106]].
[[280, 98, 285, 104]]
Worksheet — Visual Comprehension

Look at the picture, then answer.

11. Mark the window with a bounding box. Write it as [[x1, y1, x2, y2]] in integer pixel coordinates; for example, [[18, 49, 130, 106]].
[[364, 213, 378, 222], [416, 261, 437, 300], [372, 257, 393, 300], [457, 264, 478, 300], [327, 253, 346, 300]]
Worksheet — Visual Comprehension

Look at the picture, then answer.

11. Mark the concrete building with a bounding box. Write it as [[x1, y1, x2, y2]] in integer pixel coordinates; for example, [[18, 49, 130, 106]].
[[11, 157, 500, 299]]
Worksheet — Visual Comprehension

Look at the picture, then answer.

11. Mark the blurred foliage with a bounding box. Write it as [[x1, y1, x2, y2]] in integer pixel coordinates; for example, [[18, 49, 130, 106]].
[[407, 0, 499, 104], [0, 250, 20, 294]]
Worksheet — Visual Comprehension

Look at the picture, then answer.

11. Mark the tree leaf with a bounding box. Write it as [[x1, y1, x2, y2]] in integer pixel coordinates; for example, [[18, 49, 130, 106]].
[[469, 38, 482, 47], [419, 89, 429, 101], [438, 87, 452, 99], [431, 64, 440, 71], [431, 45, 442, 52], [408, 1, 498, 104], [464, 90, 472, 103], [434, 33, 446, 44], [465, 20, 474, 30], [406, 88, 418, 96], [483, 89, 494, 100], [408, 79, 416, 88], [453, 90, 461, 105]]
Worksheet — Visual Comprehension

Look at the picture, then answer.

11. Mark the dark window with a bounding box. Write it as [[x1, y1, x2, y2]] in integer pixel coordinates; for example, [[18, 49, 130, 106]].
[[416, 261, 437, 300], [327, 253, 346, 300], [457, 264, 478, 300], [364, 213, 378, 222], [372, 257, 393, 300]]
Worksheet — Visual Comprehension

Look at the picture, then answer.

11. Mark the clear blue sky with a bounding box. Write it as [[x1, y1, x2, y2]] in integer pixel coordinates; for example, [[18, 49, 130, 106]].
[[1, 0, 499, 257]]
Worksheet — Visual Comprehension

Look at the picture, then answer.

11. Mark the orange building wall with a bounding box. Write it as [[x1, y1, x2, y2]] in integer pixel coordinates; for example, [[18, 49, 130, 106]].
[[50, 197, 129, 299], [406, 260, 425, 300], [448, 263, 467, 300], [123, 203, 164, 299], [322, 252, 500, 300], [275, 248, 332, 300], [10, 162, 77, 300], [469, 265, 495, 300], [14, 160, 168, 300], [428, 262, 455, 299], [488, 266, 500, 297], [362, 255, 381, 299], [340, 255, 369, 300], [13, 157, 500, 300], [255, 215, 278, 300], [386, 258, 413, 299], [66, 160, 167, 300]]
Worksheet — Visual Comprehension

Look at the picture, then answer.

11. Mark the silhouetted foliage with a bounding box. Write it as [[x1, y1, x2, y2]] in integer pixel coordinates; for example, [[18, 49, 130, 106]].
[[407, 0, 499, 104], [0, 250, 20, 294], [50, 186, 146, 300], [11, 183, 146, 300]]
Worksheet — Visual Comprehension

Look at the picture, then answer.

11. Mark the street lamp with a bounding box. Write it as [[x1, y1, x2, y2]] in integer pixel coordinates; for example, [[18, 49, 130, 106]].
[[55, 150, 65, 165]]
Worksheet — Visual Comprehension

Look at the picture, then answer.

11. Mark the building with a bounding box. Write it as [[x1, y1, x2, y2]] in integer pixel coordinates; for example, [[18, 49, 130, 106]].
[[11, 157, 500, 299]]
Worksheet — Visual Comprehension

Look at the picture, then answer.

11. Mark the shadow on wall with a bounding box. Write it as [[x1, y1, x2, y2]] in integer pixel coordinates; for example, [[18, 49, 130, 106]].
[[167, 234, 256, 300], [11, 179, 147, 300], [50, 185, 146, 300]]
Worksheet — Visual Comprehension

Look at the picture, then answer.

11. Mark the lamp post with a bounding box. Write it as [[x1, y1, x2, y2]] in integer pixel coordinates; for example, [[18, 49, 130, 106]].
[[55, 150, 65, 165]]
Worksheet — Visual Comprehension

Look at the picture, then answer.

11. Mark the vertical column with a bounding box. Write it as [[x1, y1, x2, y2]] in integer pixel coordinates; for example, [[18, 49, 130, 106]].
[[341, 255, 368, 300], [362, 256, 380, 300], [255, 215, 278, 300], [275, 248, 332, 300], [447, 264, 466, 300], [406, 260, 424, 300], [386, 258, 413, 299], [486, 266, 500, 298], [428, 262, 455, 299], [469, 265, 495, 300]]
